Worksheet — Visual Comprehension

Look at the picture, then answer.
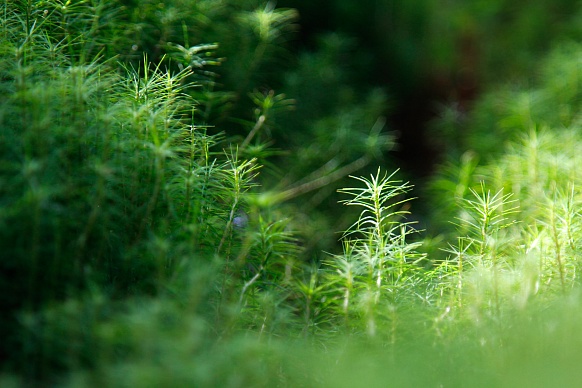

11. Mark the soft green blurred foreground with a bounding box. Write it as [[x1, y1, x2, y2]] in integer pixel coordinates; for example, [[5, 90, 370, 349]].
[[4, 292, 582, 387]]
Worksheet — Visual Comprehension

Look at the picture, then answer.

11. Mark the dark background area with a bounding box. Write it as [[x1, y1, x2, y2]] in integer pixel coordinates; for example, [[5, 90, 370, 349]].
[[279, 0, 580, 180]]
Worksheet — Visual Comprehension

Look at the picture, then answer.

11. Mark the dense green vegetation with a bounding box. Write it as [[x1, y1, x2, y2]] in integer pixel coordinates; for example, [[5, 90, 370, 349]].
[[3, 1, 582, 386]]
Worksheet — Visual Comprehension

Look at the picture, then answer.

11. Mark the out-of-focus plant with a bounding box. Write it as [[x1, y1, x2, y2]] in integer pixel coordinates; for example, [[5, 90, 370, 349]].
[[425, 43, 582, 335]]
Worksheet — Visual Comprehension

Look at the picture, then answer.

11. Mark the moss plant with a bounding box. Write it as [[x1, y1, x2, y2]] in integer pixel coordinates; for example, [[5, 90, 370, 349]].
[[323, 169, 423, 338], [0, 0, 281, 380], [7, 1, 582, 387]]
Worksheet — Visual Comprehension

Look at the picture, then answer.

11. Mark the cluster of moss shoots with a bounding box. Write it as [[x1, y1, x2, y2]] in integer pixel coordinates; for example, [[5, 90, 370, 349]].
[[2, 1, 582, 386]]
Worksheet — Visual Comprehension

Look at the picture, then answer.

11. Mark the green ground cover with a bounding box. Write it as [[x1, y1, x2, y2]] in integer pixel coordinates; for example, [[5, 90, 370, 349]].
[[3, 1, 582, 386]]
